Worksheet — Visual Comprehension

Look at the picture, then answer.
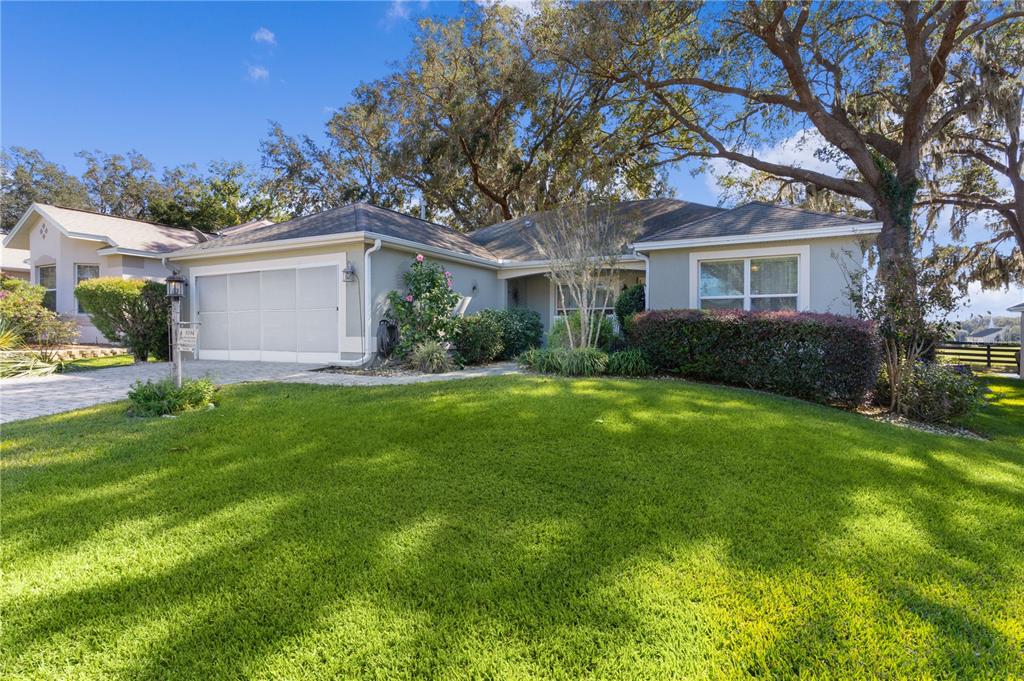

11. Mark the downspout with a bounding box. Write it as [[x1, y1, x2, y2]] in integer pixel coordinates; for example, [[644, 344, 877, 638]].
[[332, 238, 382, 366], [635, 249, 651, 310]]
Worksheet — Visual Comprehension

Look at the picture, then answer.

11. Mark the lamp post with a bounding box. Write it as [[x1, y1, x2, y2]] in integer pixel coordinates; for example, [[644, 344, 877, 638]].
[[166, 273, 185, 388]]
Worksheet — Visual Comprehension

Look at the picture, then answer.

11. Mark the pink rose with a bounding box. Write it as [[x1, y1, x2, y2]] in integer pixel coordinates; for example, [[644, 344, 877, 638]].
[[416, 254, 425, 262], [404, 294, 413, 302], [444, 271, 451, 277]]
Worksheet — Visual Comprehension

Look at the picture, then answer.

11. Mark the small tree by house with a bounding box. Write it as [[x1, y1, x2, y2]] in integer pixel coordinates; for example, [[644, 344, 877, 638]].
[[527, 203, 639, 349]]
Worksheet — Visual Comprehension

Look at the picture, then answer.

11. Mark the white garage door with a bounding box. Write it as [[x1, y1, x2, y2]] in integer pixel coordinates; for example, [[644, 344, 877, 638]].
[[194, 264, 340, 363]]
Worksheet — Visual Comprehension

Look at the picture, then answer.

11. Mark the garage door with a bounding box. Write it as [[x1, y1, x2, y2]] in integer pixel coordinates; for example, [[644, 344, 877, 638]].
[[194, 265, 340, 363]]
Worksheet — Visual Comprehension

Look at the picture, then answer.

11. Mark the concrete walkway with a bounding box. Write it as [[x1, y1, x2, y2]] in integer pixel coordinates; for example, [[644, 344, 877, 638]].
[[0, 360, 519, 424]]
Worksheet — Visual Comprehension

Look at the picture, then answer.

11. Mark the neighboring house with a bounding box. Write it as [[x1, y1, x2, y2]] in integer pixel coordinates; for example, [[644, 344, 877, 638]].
[[1, 246, 31, 281], [1, 204, 203, 343], [165, 199, 880, 365], [967, 326, 1007, 342]]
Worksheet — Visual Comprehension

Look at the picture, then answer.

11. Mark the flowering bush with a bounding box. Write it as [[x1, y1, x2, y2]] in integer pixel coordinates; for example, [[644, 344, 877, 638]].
[[630, 309, 880, 407], [0, 275, 77, 347], [386, 255, 461, 357]]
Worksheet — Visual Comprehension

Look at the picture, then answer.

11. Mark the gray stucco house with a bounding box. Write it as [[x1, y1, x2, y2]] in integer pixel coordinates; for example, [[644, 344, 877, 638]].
[[5, 198, 880, 363], [164, 199, 880, 365]]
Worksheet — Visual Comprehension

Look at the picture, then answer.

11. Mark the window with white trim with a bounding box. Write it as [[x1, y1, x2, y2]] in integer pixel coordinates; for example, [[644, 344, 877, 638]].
[[699, 255, 798, 311], [555, 283, 616, 317], [75, 264, 100, 313], [37, 265, 57, 311]]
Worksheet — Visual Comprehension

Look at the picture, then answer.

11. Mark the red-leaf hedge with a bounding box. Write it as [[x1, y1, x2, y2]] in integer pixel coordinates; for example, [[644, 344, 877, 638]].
[[629, 309, 881, 407]]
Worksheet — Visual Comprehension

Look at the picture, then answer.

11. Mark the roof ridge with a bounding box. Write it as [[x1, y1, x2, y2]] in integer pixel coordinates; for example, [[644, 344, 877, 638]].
[[355, 202, 474, 238], [744, 200, 873, 223], [38, 203, 197, 232]]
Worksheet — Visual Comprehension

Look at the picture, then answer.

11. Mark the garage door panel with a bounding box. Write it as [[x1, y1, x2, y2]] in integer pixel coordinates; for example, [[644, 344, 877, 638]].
[[261, 310, 297, 351], [229, 272, 261, 311], [229, 311, 261, 350], [195, 263, 340, 361], [198, 312, 229, 350], [297, 309, 338, 352], [297, 266, 339, 309], [196, 275, 228, 312], [260, 269, 296, 310]]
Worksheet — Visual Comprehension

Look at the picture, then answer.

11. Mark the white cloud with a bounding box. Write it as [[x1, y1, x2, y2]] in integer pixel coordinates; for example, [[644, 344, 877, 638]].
[[252, 27, 276, 45], [955, 282, 1024, 321], [475, 0, 540, 16], [706, 129, 845, 200], [381, 0, 429, 27], [247, 65, 270, 82]]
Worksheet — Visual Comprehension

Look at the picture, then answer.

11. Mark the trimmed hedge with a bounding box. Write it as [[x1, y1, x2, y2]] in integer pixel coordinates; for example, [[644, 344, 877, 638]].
[[75, 278, 170, 361], [480, 308, 543, 359], [453, 313, 504, 365], [630, 309, 880, 407]]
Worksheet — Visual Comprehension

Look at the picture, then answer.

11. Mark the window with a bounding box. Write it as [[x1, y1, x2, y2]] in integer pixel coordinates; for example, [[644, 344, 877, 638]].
[[37, 265, 57, 311], [75, 264, 100, 313], [555, 284, 616, 317], [699, 255, 799, 311]]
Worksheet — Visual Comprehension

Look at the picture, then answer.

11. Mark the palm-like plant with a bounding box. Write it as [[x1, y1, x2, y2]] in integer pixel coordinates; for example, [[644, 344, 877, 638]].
[[0, 319, 59, 378]]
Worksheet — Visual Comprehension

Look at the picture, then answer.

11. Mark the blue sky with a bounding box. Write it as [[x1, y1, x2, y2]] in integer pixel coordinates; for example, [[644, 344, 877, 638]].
[[1, 1, 1018, 317]]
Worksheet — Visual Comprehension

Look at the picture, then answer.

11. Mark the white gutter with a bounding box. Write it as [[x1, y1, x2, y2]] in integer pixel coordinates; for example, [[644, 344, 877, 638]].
[[330, 239, 383, 367], [635, 250, 651, 310]]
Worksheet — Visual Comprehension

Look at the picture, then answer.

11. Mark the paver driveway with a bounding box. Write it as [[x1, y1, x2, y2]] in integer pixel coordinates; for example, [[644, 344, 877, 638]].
[[0, 360, 519, 423]]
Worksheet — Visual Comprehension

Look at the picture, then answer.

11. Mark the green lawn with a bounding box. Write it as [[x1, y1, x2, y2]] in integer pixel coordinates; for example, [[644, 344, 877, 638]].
[[2, 375, 1022, 679]]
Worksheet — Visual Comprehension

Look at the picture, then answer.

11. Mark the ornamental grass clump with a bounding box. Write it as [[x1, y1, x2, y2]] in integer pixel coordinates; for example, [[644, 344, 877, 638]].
[[409, 340, 454, 373], [127, 377, 218, 417], [386, 255, 461, 357]]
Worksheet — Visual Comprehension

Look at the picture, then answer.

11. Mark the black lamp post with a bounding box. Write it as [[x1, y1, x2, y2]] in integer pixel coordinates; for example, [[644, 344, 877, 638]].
[[166, 273, 185, 388]]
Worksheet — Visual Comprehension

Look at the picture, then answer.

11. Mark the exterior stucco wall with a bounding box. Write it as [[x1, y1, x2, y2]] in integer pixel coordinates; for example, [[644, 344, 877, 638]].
[[506, 273, 552, 333], [645, 236, 868, 316], [369, 247, 503, 338]]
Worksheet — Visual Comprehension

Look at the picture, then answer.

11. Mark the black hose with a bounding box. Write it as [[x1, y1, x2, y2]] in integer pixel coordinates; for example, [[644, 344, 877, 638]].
[[377, 318, 399, 357]]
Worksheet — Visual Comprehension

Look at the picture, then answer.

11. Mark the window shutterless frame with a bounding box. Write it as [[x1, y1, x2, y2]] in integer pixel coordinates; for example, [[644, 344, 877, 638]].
[[36, 264, 57, 311], [74, 263, 100, 313], [688, 245, 810, 312]]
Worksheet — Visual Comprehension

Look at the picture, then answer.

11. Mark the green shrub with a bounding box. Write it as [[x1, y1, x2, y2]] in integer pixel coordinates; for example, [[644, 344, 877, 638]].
[[127, 377, 217, 417], [481, 308, 543, 359], [517, 347, 608, 376], [386, 256, 462, 357], [548, 311, 615, 351], [75, 278, 169, 360], [607, 348, 654, 377], [631, 309, 880, 407], [453, 314, 504, 364], [0, 275, 78, 347], [409, 340, 454, 373], [880, 361, 983, 424], [614, 284, 645, 335]]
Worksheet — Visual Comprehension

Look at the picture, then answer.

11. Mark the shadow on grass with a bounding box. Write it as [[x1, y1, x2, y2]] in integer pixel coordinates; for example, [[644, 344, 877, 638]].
[[2, 375, 1022, 678]]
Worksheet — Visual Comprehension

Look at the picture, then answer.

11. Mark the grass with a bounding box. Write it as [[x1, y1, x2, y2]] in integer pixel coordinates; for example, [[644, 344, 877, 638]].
[[60, 354, 135, 372], [2, 375, 1022, 679]]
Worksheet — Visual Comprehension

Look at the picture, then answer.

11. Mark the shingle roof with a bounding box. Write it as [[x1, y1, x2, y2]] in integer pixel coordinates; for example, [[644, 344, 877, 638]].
[[182, 203, 497, 259], [640, 201, 875, 243], [2, 247, 30, 271], [968, 327, 1003, 339], [35, 204, 202, 253], [466, 198, 724, 260]]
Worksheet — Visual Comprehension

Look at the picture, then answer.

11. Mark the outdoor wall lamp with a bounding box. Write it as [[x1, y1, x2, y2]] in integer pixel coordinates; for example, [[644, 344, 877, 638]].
[[165, 273, 185, 300], [343, 262, 357, 282]]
